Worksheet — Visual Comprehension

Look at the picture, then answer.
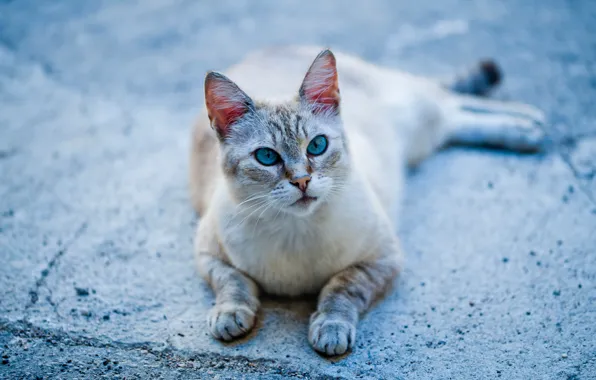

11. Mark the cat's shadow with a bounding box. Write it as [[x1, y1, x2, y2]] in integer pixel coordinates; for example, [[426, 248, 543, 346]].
[[219, 292, 389, 361], [219, 294, 322, 347], [260, 293, 318, 318]]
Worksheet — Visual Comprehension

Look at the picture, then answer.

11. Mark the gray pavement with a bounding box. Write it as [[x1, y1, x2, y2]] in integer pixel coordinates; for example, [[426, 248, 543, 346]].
[[1, 0, 595, 378]]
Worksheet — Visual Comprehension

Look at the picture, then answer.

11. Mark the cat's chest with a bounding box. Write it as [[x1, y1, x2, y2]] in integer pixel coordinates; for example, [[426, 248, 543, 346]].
[[221, 218, 360, 296]]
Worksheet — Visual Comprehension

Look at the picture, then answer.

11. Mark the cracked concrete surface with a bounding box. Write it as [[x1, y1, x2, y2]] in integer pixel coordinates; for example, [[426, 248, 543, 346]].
[[1, 0, 595, 379]]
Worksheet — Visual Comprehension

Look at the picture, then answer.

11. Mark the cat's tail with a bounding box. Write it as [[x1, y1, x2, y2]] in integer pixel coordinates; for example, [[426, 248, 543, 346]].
[[447, 59, 502, 96]]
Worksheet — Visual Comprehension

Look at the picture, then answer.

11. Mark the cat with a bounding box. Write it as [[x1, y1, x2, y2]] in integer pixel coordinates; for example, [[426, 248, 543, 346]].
[[189, 46, 545, 356]]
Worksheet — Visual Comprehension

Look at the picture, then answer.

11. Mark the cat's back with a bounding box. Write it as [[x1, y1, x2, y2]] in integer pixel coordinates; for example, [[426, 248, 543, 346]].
[[224, 45, 397, 105]]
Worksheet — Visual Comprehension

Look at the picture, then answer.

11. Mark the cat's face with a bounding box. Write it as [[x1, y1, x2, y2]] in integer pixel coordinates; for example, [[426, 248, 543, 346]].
[[205, 50, 349, 217], [221, 105, 349, 216]]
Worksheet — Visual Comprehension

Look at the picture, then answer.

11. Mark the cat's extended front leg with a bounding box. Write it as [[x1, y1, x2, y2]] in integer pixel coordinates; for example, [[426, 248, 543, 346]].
[[197, 254, 260, 340], [309, 242, 402, 356], [195, 219, 260, 340]]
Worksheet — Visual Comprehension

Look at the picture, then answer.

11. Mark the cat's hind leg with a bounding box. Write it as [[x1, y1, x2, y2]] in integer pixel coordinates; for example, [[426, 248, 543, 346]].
[[444, 95, 547, 152], [454, 94, 546, 124], [443, 58, 547, 152]]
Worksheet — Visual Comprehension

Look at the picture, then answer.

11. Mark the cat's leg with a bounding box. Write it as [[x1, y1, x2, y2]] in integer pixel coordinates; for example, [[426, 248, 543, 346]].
[[309, 238, 403, 356], [195, 217, 260, 340], [444, 95, 547, 152], [440, 59, 547, 152], [454, 94, 546, 124]]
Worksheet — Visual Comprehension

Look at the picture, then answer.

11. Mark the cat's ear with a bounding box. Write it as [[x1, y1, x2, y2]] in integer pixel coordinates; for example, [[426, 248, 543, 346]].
[[205, 71, 254, 139], [299, 49, 340, 116]]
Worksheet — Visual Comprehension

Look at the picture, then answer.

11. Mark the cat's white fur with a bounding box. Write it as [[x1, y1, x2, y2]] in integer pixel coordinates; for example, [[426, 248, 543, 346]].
[[190, 45, 545, 354]]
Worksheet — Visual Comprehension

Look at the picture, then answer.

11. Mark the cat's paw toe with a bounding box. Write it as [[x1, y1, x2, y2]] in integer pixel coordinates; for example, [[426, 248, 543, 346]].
[[522, 105, 547, 126], [515, 122, 548, 151], [208, 303, 256, 341], [308, 313, 356, 356]]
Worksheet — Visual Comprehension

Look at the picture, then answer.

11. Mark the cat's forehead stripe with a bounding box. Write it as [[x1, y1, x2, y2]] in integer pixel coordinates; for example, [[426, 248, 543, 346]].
[[296, 114, 308, 138], [256, 105, 313, 156]]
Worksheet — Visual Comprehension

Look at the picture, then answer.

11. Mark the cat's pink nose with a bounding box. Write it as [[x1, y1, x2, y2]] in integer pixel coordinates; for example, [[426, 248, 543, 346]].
[[290, 175, 311, 192]]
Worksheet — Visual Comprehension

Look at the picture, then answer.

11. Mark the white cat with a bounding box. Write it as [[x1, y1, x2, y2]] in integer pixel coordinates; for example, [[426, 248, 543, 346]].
[[189, 46, 545, 356]]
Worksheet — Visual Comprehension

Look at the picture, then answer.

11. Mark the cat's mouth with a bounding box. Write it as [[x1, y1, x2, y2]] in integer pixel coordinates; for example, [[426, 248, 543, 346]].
[[291, 195, 318, 208]]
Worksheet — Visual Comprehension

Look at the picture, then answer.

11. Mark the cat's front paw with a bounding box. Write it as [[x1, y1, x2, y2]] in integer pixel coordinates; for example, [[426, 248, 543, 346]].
[[308, 312, 356, 356], [207, 303, 256, 341]]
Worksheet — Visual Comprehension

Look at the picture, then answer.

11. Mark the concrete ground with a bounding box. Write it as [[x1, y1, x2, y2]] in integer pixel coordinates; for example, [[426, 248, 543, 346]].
[[1, 0, 595, 378]]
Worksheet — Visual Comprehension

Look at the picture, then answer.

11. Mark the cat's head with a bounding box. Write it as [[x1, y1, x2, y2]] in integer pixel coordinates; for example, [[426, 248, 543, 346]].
[[205, 50, 350, 217]]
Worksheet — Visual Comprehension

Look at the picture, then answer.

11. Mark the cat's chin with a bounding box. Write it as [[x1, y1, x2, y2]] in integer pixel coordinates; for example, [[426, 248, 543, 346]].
[[285, 196, 320, 217]]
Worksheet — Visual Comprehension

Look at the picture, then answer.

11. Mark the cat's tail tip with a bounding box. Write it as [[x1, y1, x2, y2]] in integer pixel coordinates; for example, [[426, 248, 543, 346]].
[[448, 59, 503, 96], [478, 59, 502, 87]]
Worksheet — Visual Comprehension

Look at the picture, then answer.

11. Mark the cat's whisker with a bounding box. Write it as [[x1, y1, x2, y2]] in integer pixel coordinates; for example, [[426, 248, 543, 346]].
[[321, 183, 347, 202], [271, 203, 284, 226], [230, 199, 272, 231], [224, 198, 270, 230], [235, 192, 270, 209], [252, 201, 277, 235]]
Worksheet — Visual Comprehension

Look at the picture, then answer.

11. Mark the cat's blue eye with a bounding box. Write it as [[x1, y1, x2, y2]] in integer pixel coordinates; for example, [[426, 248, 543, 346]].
[[306, 135, 328, 156], [254, 147, 280, 166]]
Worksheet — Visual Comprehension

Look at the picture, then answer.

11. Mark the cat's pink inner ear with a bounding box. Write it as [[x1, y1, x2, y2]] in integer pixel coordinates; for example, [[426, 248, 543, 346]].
[[299, 50, 340, 115], [205, 72, 253, 138]]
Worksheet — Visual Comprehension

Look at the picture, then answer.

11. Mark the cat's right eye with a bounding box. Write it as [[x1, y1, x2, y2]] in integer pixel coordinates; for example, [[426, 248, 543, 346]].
[[254, 148, 281, 166]]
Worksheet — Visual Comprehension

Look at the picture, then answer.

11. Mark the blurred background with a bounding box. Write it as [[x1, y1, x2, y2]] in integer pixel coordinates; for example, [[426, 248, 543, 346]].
[[2, 1, 595, 136], [1, 1, 595, 378]]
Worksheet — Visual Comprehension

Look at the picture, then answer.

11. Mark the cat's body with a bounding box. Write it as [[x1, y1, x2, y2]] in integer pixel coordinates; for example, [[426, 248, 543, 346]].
[[190, 46, 545, 355]]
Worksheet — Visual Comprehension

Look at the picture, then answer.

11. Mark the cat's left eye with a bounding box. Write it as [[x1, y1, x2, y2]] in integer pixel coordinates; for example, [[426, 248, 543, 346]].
[[306, 135, 328, 156]]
